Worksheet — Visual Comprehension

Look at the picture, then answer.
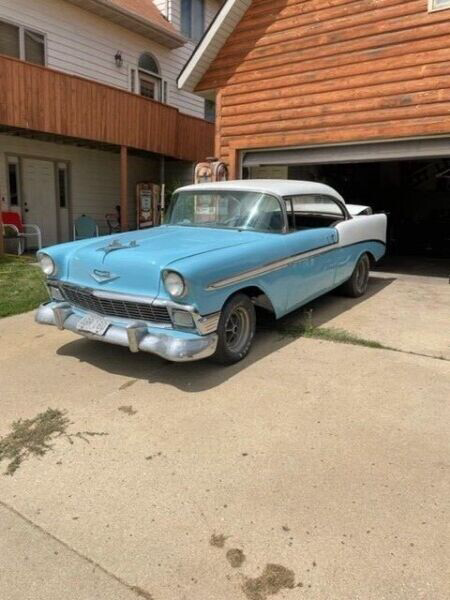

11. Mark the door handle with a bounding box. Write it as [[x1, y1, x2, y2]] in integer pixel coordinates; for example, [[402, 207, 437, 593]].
[[25, 209, 29, 213]]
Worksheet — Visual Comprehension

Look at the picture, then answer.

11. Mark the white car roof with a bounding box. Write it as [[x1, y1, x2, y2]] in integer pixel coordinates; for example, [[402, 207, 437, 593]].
[[177, 179, 345, 203]]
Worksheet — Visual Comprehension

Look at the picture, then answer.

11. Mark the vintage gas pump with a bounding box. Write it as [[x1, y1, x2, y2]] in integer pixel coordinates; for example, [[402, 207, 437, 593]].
[[136, 182, 161, 229], [192, 158, 229, 224], [194, 157, 228, 184]]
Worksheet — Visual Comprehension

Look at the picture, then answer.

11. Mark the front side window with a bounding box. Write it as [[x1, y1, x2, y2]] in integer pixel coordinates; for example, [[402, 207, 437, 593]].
[[168, 190, 284, 232], [138, 52, 162, 101], [0, 19, 45, 64], [429, 0, 450, 9], [181, 0, 205, 41]]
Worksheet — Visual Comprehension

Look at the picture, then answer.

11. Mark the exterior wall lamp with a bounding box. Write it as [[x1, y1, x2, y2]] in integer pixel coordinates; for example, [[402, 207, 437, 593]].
[[114, 51, 123, 68]]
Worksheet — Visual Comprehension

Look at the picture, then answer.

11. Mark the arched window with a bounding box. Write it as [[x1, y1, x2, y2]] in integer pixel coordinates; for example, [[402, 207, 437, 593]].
[[138, 53, 159, 74], [138, 52, 162, 101]]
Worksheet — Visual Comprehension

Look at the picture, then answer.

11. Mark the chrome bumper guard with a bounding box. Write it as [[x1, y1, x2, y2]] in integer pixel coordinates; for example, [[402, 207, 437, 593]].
[[36, 302, 218, 362]]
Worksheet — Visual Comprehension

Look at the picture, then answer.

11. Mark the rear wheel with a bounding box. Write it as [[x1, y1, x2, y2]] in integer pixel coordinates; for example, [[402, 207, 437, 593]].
[[341, 253, 371, 297], [212, 294, 256, 365]]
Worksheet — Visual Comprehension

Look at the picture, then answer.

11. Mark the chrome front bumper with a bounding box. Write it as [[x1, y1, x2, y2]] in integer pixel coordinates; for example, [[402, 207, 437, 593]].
[[36, 302, 218, 362]]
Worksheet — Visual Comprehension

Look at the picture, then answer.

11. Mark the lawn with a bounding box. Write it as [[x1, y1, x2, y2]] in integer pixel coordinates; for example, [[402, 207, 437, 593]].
[[0, 254, 48, 318]]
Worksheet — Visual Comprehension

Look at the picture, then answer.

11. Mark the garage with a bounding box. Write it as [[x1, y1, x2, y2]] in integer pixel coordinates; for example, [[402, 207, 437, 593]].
[[243, 138, 450, 260]]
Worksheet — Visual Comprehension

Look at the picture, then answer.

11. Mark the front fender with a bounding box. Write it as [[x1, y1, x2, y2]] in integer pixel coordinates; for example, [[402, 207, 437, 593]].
[[165, 237, 291, 317]]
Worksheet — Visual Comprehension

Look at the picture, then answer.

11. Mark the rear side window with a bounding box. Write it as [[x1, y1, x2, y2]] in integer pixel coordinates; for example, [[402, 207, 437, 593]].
[[288, 194, 344, 216], [284, 194, 346, 232]]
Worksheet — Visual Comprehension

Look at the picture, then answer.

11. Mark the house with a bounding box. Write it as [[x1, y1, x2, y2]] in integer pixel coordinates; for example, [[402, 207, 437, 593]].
[[179, 0, 450, 258], [0, 0, 220, 247]]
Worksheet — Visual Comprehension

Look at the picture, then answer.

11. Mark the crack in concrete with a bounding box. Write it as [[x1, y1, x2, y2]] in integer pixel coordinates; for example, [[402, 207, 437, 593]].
[[0, 498, 153, 599]]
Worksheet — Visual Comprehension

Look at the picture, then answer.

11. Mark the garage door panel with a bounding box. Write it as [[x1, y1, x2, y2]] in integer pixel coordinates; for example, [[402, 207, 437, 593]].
[[243, 137, 450, 167]]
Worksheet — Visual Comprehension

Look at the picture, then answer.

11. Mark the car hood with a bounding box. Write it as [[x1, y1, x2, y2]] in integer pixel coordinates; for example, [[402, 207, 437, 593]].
[[62, 226, 259, 296]]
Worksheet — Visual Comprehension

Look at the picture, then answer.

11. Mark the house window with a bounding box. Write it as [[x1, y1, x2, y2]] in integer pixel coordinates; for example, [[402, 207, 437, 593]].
[[57, 164, 68, 208], [181, 0, 204, 41], [0, 21, 20, 58], [138, 52, 162, 101], [0, 18, 45, 65], [205, 99, 215, 123], [24, 30, 45, 65], [429, 0, 450, 8], [7, 159, 20, 206]]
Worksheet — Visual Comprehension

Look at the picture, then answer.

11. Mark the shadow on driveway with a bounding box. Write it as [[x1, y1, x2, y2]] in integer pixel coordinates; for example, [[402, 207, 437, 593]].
[[56, 276, 395, 392]]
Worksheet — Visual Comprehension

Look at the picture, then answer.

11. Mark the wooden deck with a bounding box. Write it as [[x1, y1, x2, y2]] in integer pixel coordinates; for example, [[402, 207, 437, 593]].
[[0, 54, 213, 162]]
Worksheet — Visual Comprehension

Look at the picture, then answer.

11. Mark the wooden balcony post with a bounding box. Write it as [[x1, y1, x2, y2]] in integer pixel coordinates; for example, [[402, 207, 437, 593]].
[[120, 146, 128, 232]]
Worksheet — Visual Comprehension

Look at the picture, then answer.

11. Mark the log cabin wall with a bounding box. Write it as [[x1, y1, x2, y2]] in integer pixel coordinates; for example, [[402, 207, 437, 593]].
[[196, 0, 450, 176]]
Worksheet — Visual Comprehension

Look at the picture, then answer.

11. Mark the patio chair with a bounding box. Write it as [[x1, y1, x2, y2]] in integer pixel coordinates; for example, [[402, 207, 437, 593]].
[[105, 205, 121, 234], [1, 211, 42, 254], [73, 215, 99, 240]]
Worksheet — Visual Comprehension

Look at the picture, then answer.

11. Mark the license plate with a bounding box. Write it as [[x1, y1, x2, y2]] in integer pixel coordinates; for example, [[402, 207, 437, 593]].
[[77, 313, 110, 336]]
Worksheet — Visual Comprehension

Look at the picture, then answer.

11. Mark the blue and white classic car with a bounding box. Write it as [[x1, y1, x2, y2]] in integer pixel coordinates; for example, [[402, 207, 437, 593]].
[[36, 180, 387, 364]]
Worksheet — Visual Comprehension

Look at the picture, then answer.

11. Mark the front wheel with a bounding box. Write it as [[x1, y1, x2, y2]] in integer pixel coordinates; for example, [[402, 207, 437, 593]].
[[340, 253, 371, 298], [212, 294, 256, 365]]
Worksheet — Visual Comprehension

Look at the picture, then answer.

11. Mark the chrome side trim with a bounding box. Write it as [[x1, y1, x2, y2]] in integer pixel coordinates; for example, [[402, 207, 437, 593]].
[[206, 243, 338, 290]]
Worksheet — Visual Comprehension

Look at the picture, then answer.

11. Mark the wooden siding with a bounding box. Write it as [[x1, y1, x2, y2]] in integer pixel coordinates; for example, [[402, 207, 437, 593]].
[[0, 54, 214, 161], [0, 0, 220, 118], [196, 0, 450, 172]]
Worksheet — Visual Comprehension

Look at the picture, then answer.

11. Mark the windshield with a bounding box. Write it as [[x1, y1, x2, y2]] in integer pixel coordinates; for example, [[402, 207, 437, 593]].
[[167, 190, 284, 233]]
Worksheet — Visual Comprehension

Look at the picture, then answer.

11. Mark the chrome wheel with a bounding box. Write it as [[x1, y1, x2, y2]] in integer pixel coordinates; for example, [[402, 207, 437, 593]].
[[224, 306, 251, 353]]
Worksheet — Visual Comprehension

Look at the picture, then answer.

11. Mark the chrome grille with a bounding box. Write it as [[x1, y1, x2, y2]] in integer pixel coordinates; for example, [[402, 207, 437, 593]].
[[60, 284, 171, 324]]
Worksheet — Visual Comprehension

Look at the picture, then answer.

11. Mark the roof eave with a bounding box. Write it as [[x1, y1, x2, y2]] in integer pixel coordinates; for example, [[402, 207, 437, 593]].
[[178, 0, 252, 93], [66, 0, 187, 48]]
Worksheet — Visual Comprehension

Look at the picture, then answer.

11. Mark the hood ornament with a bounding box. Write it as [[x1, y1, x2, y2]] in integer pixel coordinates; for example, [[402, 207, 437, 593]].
[[90, 269, 120, 284], [97, 239, 139, 261]]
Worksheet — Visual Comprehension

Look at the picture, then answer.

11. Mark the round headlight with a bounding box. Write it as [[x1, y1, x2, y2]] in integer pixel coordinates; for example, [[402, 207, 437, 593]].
[[163, 271, 186, 298], [37, 253, 56, 276]]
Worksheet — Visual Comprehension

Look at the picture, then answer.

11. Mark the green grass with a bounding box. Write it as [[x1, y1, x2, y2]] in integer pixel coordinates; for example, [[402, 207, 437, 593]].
[[0, 254, 48, 318], [277, 309, 392, 351]]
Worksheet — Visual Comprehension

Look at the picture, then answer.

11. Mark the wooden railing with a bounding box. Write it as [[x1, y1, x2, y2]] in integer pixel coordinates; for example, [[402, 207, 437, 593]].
[[0, 54, 214, 162]]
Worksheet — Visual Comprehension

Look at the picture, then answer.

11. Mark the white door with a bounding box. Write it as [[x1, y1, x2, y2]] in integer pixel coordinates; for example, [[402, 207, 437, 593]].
[[22, 158, 58, 247]]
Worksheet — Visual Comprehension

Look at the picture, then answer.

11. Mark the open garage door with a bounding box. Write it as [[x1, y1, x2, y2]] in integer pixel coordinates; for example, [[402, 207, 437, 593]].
[[243, 138, 450, 260]]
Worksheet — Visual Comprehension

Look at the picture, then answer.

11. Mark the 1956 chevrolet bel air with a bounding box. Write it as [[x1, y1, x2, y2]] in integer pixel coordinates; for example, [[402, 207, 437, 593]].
[[36, 180, 387, 364]]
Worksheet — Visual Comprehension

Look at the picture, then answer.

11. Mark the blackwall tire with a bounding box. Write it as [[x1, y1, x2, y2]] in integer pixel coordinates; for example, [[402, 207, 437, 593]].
[[212, 294, 256, 365], [340, 253, 371, 298]]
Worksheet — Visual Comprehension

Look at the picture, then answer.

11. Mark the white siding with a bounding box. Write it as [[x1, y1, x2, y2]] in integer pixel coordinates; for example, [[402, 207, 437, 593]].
[[0, 135, 160, 237], [168, 0, 220, 112], [0, 0, 220, 118]]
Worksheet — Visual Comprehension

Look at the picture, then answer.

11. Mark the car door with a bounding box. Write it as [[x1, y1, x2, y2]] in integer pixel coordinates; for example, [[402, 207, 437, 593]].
[[282, 194, 345, 312]]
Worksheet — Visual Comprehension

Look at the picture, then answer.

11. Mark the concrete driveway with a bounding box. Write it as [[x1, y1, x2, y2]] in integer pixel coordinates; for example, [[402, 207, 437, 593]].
[[0, 264, 449, 600]]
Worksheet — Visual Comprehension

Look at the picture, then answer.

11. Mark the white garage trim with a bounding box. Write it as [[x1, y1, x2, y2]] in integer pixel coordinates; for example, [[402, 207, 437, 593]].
[[243, 137, 450, 168]]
